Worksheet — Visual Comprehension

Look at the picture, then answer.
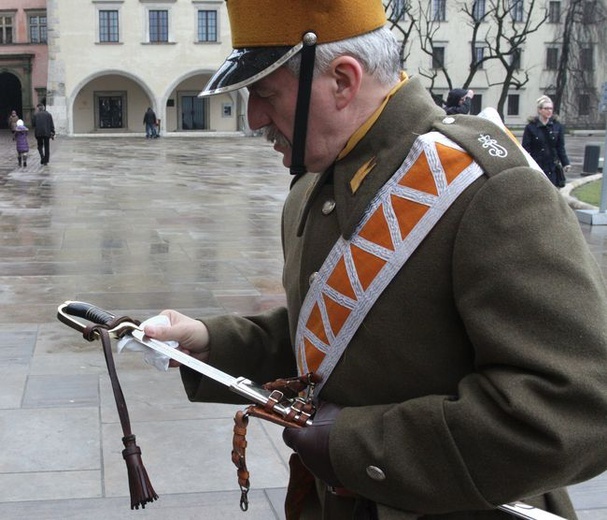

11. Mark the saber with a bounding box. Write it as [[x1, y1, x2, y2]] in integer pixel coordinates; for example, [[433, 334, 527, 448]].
[[498, 502, 568, 520], [129, 328, 307, 420], [57, 300, 314, 426], [57, 301, 568, 520]]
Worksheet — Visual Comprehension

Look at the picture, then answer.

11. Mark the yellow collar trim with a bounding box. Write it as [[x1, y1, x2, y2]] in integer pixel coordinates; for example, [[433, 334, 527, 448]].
[[337, 71, 409, 162]]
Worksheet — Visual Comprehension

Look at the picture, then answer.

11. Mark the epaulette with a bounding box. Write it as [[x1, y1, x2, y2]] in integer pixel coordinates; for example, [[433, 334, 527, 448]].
[[432, 113, 529, 178]]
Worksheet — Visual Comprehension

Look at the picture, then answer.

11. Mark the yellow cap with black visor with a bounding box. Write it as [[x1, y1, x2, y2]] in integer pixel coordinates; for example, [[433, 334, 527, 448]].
[[198, 0, 387, 175]]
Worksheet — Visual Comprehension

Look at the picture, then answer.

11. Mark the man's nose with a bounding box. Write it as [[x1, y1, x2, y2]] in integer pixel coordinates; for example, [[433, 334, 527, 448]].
[[247, 98, 271, 130]]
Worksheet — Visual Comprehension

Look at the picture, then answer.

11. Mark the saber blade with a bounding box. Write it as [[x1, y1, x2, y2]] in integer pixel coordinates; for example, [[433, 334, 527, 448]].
[[131, 329, 237, 387], [129, 329, 294, 413], [498, 502, 567, 520]]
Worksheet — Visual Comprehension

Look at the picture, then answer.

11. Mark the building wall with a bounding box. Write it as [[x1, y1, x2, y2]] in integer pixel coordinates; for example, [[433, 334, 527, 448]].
[[396, 0, 606, 128], [0, 0, 48, 126], [46, 0, 242, 135], [44, 0, 606, 135]]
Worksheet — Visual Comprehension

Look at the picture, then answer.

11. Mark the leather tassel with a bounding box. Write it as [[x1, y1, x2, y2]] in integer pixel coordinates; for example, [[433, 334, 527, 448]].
[[122, 434, 158, 509]]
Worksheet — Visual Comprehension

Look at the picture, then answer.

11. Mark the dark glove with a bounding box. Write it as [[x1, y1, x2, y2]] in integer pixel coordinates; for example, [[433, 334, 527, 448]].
[[283, 401, 343, 487]]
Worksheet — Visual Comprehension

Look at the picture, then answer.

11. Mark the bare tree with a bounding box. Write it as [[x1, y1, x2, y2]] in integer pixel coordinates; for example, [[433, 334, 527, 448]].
[[484, 0, 548, 118], [387, 1, 548, 116], [384, 0, 416, 67], [552, 0, 607, 127]]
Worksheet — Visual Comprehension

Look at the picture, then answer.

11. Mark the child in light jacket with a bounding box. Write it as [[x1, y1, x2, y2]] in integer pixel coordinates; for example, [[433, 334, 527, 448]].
[[14, 119, 29, 168]]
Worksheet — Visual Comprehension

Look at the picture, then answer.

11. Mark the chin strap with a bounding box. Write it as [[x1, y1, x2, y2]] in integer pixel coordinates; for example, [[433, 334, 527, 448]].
[[289, 32, 317, 176]]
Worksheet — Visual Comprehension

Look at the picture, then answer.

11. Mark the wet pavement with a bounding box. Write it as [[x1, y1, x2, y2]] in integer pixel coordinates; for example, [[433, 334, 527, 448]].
[[0, 128, 606, 519]]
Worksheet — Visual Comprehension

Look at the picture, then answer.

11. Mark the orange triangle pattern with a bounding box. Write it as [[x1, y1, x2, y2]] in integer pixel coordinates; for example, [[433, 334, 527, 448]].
[[358, 203, 395, 251], [391, 195, 429, 241], [306, 303, 329, 345], [436, 143, 473, 185], [350, 244, 387, 291], [298, 137, 480, 377], [398, 150, 438, 195], [326, 257, 357, 301], [323, 293, 352, 337], [303, 336, 325, 374]]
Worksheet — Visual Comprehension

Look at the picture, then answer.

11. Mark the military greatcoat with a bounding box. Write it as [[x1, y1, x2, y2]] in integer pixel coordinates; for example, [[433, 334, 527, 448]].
[[181, 77, 607, 519]]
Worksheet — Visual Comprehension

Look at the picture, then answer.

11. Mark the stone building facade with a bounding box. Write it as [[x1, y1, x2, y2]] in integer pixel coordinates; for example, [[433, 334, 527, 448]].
[[8, 0, 602, 135], [0, 0, 49, 127]]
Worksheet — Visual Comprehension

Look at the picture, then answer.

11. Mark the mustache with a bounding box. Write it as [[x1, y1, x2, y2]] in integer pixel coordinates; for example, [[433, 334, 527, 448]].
[[262, 125, 291, 148]]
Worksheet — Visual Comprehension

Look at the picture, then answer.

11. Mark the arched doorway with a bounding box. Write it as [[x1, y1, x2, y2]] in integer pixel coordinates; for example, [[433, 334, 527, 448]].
[[0, 72, 22, 129]]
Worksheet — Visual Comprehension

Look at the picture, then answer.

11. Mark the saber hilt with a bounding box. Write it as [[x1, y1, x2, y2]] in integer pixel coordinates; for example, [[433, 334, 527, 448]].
[[57, 300, 137, 338]]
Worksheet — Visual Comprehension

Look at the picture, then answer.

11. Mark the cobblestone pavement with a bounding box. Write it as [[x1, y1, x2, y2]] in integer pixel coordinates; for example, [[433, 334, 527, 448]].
[[0, 128, 606, 519]]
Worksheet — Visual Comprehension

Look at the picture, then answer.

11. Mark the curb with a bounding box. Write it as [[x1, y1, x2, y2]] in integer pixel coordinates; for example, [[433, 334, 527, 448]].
[[561, 173, 603, 210]]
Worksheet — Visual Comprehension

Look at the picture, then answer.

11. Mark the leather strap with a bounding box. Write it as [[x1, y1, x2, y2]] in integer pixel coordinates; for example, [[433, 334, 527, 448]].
[[82, 316, 158, 510], [231, 374, 318, 511]]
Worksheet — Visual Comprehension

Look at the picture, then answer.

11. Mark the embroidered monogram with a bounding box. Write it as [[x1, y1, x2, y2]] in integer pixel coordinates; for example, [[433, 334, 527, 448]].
[[294, 132, 484, 394], [478, 134, 508, 158]]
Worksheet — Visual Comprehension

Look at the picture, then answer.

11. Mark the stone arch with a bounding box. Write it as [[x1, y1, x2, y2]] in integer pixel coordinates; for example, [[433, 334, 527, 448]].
[[0, 71, 24, 128], [69, 70, 157, 134], [161, 69, 247, 133]]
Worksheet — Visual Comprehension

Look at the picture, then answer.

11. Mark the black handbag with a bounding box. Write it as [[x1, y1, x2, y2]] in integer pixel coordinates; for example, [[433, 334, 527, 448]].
[[555, 161, 566, 188]]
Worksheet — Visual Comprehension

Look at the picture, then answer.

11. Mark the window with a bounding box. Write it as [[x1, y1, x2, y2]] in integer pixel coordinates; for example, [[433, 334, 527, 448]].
[[29, 14, 47, 43], [149, 10, 168, 42], [548, 1, 561, 23], [510, 0, 524, 22], [197, 10, 217, 42], [472, 0, 486, 21], [433, 0, 446, 22], [507, 94, 519, 116], [582, 1, 598, 24], [99, 10, 119, 43], [391, 0, 408, 21], [474, 46, 485, 69], [0, 15, 13, 44], [580, 47, 594, 70], [579, 94, 590, 116], [432, 46, 445, 69], [470, 94, 482, 115], [510, 48, 521, 70], [546, 47, 559, 70]]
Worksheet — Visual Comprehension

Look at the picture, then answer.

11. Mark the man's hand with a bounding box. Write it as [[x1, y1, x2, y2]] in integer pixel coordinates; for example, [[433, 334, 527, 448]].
[[283, 401, 343, 487], [564, 165, 571, 173], [143, 310, 210, 366]]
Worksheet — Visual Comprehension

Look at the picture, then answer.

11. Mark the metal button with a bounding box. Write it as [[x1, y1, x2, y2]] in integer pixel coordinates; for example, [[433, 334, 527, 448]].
[[365, 465, 386, 481], [309, 272, 319, 285], [321, 199, 336, 215], [442, 117, 456, 124]]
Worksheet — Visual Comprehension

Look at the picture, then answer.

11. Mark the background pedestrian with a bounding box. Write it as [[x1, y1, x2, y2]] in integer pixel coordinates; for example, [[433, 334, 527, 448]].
[[143, 107, 158, 138], [32, 103, 56, 165], [522, 95, 570, 187], [13, 119, 29, 168]]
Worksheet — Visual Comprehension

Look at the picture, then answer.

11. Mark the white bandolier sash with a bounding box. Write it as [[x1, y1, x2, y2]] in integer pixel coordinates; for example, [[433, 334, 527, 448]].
[[295, 131, 484, 392]]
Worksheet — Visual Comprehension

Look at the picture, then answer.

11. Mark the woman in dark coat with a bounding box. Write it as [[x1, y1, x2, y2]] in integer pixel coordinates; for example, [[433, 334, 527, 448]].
[[522, 95, 570, 187]]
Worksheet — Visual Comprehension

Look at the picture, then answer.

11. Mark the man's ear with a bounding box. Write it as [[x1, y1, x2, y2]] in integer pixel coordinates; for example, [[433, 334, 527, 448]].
[[331, 56, 363, 110]]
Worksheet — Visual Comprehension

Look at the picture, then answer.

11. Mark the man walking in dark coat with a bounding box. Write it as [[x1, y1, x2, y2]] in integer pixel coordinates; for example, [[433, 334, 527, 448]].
[[32, 103, 55, 165]]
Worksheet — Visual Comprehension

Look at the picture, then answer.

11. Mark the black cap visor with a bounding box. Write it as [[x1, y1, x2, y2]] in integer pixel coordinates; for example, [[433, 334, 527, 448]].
[[199, 43, 304, 97]]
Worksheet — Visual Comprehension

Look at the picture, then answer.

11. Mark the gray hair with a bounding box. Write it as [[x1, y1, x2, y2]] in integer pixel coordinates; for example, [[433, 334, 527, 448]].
[[284, 26, 401, 87], [536, 95, 553, 108]]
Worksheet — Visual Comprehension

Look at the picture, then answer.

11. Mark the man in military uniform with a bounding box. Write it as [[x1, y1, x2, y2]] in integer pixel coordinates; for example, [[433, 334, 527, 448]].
[[144, 1, 607, 518]]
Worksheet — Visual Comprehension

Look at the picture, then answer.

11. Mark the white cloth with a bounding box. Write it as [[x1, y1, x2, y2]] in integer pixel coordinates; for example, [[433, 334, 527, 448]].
[[116, 315, 178, 371]]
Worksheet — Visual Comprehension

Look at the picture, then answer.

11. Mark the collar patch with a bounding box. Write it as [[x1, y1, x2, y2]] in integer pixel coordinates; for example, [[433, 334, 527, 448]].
[[350, 156, 377, 194]]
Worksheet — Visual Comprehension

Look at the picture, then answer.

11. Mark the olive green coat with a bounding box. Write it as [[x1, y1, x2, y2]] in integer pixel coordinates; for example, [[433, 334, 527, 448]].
[[182, 77, 607, 519]]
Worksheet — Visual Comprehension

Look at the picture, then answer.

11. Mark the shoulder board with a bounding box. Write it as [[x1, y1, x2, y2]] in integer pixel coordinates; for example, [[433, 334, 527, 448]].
[[433, 112, 529, 178]]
